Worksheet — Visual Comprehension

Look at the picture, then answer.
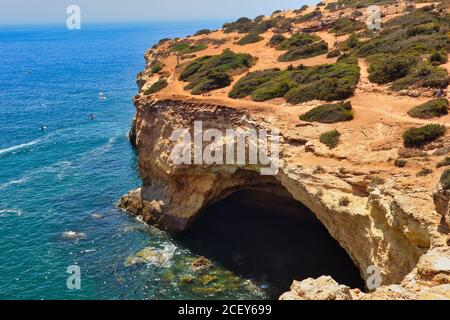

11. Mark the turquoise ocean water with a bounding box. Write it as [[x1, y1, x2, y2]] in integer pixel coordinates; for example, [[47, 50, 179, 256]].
[[0, 22, 270, 300]]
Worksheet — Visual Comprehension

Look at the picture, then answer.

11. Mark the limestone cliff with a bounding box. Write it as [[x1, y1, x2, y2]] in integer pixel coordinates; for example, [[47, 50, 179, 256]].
[[120, 0, 450, 300]]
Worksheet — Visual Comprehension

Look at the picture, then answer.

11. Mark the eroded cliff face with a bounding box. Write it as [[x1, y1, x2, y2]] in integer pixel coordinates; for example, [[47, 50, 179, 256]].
[[119, 96, 449, 300]]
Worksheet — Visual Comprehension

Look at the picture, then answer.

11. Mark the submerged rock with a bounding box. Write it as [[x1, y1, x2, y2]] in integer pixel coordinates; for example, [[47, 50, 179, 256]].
[[198, 274, 218, 286], [125, 244, 176, 268], [191, 256, 212, 272], [61, 231, 86, 240]]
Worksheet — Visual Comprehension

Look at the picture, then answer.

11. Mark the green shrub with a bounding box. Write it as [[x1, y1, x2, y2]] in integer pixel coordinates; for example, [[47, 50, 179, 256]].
[[347, 32, 360, 49], [277, 33, 321, 51], [295, 10, 322, 23], [180, 49, 255, 95], [150, 60, 164, 74], [391, 62, 449, 91], [300, 102, 354, 123], [251, 80, 291, 101], [228, 69, 281, 99], [223, 17, 253, 33], [250, 20, 274, 34], [272, 17, 294, 33], [327, 49, 341, 58], [294, 5, 309, 13], [329, 17, 366, 36], [170, 43, 207, 54], [269, 34, 286, 47], [320, 130, 341, 149], [194, 29, 212, 36], [326, 2, 343, 11], [408, 99, 449, 119], [229, 60, 360, 103], [417, 168, 433, 177], [395, 159, 407, 168], [144, 79, 168, 94], [278, 41, 328, 62], [237, 34, 263, 45], [437, 157, 450, 168], [402, 124, 446, 148], [367, 53, 417, 84], [158, 38, 171, 44], [440, 169, 450, 190], [430, 50, 448, 66], [406, 22, 440, 38]]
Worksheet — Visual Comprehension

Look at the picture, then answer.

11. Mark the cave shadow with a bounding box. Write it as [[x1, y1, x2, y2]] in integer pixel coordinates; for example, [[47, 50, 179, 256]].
[[175, 186, 365, 299]]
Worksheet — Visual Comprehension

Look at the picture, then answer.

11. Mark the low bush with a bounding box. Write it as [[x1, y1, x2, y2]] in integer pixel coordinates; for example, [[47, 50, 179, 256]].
[[237, 34, 263, 45], [144, 79, 168, 94], [180, 49, 255, 95], [320, 130, 341, 149], [367, 53, 417, 84], [229, 60, 360, 103], [441, 169, 450, 190], [430, 50, 448, 66], [417, 168, 433, 177], [407, 98, 449, 119], [269, 34, 286, 47], [223, 17, 254, 34], [194, 29, 212, 36], [150, 60, 164, 74], [329, 17, 366, 36], [277, 33, 321, 51], [229, 69, 281, 99], [294, 5, 309, 14], [300, 102, 354, 123], [391, 62, 449, 91], [170, 43, 207, 54], [402, 124, 446, 148], [295, 10, 322, 23], [347, 32, 360, 49], [250, 20, 274, 34], [278, 41, 328, 62], [327, 49, 341, 58], [437, 157, 450, 168], [394, 159, 407, 168]]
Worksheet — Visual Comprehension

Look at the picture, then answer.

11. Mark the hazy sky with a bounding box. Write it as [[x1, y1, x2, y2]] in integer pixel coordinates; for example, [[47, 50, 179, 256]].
[[0, 0, 317, 25]]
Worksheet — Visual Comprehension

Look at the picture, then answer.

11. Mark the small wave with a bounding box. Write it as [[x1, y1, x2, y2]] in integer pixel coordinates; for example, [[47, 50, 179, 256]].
[[0, 209, 22, 217], [0, 177, 30, 190], [0, 140, 40, 156]]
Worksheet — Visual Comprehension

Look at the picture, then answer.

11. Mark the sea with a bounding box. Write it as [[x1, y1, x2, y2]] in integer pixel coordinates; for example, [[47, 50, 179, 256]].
[[0, 21, 270, 300], [0, 21, 364, 300]]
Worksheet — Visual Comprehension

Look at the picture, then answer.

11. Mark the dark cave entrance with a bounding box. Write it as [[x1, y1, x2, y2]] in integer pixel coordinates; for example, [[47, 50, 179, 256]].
[[176, 185, 365, 299]]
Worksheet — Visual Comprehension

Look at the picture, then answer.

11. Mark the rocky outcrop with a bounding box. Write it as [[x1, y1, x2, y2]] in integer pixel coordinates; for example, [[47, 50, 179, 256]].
[[282, 247, 450, 300], [119, 95, 449, 299]]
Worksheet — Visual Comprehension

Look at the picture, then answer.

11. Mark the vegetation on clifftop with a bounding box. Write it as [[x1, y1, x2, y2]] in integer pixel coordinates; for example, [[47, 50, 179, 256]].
[[402, 124, 446, 148], [300, 102, 354, 124], [229, 60, 359, 103], [441, 169, 450, 190], [408, 99, 449, 119], [320, 130, 341, 148], [237, 34, 264, 46], [145, 79, 168, 95], [180, 49, 255, 95], [355, 6, 450, 91]]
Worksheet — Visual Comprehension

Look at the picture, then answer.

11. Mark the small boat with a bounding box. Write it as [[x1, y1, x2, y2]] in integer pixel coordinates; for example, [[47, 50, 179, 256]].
[[39, 126, 47, 131], [99, 92, 107, 100], [89, 113, 96, 120]]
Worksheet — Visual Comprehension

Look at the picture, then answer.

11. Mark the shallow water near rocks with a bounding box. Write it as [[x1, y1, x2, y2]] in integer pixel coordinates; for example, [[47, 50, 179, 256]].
[[0, 21, 364, 300]]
